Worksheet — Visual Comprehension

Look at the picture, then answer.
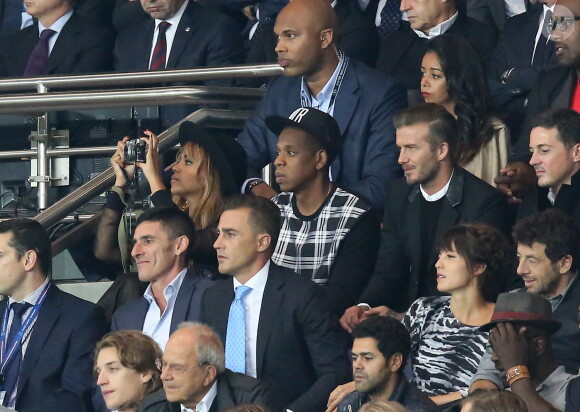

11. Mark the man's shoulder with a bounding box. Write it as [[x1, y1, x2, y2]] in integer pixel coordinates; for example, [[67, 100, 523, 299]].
[[141, 388, 179, 412], [458, 167, 504, 199], [267, 264, 321, 293], [219, 369, 266, 392], [49, 284, 101, 313]]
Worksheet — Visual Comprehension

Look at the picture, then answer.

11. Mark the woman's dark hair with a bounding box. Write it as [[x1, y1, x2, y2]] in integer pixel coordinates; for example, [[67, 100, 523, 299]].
[[438, 224, 514, 302], [425, 35, 496, 165], [462, 389, 527, 412]]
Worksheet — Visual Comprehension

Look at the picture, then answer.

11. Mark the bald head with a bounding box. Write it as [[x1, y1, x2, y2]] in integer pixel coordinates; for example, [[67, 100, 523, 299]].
[[274, 0, 339, 78]]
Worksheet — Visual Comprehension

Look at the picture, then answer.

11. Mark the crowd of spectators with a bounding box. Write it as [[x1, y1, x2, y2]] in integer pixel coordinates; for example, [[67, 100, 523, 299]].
[[1, 0, 580, 411]]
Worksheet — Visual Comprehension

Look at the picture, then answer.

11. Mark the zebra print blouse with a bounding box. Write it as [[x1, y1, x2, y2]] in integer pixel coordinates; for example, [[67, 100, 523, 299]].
[[402, 296, 490, 396]]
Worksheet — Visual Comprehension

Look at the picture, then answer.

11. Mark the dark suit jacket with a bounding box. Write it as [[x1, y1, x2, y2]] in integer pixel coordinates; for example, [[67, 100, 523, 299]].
[[114, 0, 244, 128], [375, 14, 497, 92], [201, 264, 351, 412], [511, 66, 575, 162], [487, 4, 558, 130], [0, 12, 114, 77], [141, 369, 278, 412], [517, 171, 580, 227], [111, 268, 214, 333], [466, 0, 507, 32], [237, 59, 407, 210], [359, 167, 512, 312], [0, 284, 108, 412]]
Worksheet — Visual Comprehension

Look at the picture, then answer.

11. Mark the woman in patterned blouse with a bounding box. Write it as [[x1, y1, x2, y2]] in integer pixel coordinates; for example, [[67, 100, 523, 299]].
[[403, 223, 513, 407]]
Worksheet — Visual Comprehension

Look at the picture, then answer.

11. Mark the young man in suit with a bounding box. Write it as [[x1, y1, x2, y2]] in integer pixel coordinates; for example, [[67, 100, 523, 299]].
[[202, 194, 351, 412], [141, 322, 277, 412], [0, 218, 107, 411], [111, 207, 213, 351], [0, 0, 114, 77], [239, 0, 406, 211], [340, 103, 512, 331]]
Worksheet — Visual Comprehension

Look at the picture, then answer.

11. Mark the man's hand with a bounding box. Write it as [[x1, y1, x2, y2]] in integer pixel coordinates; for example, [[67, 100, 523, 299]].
[[490, 323, 529, 372], [325, 381, 355, 412], [362, 306, 404, 321], [250, 182, 278, 199], [340, 306, 368, 333], [494, 162, 536, 203]]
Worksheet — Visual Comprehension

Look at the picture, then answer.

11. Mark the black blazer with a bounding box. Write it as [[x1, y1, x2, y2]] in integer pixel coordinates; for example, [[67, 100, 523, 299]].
[[359, 167, 513, 312], [466, 0, 507, 32], [487, 5, 558, 116], [201, 264, 351, 412], [111, 268, 214, 333], [0, 12, 114, 77], [511, 66, 575, 162], [0, 284, 108, 412], [375, 13, 497, 92]]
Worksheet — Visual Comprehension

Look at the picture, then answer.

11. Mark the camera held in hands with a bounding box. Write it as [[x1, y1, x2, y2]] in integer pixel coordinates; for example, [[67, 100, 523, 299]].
[[124, 139, 148, 164]]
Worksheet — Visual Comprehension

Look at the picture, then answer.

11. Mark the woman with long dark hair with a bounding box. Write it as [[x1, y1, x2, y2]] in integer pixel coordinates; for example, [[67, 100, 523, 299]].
[[421, 35, 509, 186]]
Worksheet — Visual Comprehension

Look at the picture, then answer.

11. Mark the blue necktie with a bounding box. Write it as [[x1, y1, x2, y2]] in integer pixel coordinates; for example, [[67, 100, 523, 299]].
[[378, 0, 402, 40], [225, 286, 252, 373], [2, 302, 31, 406], [23, 29, 56, 76]]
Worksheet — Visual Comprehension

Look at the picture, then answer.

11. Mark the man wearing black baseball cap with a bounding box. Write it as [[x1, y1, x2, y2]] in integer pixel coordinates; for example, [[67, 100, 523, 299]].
[[263, 107, 380, 316], [483, 292, 575, 411]]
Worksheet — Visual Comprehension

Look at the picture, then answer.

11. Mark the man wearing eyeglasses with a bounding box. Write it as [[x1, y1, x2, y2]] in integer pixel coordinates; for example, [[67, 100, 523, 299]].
[[496, 0, 580, 203], [141, 322, 278, 412]]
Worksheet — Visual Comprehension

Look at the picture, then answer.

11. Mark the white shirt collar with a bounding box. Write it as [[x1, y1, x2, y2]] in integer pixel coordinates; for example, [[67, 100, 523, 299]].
[[420, 170, 453, 202], [143, 267, 188, 304], [180, 380, 217, 412], [8, 277, 50, 307], [155, 0, 189, 29], [413, 11, 458, 39], [233, 261, 270, 291], [38, 9, 72, 33]]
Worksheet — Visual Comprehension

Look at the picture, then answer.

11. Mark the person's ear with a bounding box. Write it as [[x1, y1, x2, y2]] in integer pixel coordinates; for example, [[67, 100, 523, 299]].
[[388, 353, 403, 373], [256, 233, 272, 253], [204, 365, 217, 386], [23, 250, 38, 271], [472, 264, 487, 277], [558, 255, 572, 274], [141, 371, 153, 384], [315, 150, 328, 171], [571, 143, 580, 163], [175, 235, 190, 256], [437, 142, 449, 161], [532, 335, 546, 357], [320, 28, 334, 49]]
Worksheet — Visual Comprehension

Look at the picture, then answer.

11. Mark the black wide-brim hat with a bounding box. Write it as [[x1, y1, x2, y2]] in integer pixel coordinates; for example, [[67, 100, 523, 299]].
[[178, 121, 247, 196], [480, 292, 561, 334]]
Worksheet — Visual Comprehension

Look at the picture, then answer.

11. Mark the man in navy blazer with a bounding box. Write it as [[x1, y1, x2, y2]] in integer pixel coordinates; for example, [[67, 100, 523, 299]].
[[202, 195, 351, 412], [238, 0, 406, 210], [111, 207, 213, 350], [114, 0, 245, 129], [0, 218, 107, 412], [0, 0, 114, 77]]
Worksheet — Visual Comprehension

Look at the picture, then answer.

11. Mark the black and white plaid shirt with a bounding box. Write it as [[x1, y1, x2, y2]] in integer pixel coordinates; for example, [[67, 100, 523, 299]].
[[272, 187, 371, 285]]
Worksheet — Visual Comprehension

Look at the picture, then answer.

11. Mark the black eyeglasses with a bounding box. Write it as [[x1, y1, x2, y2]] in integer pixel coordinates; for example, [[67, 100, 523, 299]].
[[547, 16, 580, 33]]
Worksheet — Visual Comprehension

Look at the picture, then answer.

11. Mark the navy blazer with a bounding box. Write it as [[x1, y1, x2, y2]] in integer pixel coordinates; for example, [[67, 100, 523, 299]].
[[0, 12, 114, 77], [0, 284, 108, 412], [237, 59, 407, 210], [360, 167, 513, 312], [111, 268, 214, 333], [201, 264, 351, 412], [114, 0, 244, 128]]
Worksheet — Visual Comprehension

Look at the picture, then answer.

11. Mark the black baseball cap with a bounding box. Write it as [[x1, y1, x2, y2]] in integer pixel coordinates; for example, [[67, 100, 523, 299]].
[[265, 108, 343, 163]]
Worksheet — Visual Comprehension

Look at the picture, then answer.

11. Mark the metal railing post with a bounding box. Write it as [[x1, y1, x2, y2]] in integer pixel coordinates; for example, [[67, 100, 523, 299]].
[[32, 83, 50, 211]]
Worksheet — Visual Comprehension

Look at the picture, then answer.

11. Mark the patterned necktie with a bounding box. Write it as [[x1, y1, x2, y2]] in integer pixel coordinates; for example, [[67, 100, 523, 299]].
[[532, 9, 553, 68], [378, 0, 402, 40], [23, 29, 56, 76], [149, 21, 171, 70], [225, 285, 252, 373], [2, 302, 31, 405]]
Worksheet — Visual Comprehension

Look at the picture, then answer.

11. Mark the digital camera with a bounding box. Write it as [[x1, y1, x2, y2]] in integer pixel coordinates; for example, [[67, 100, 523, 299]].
[[124, 139, 148, 164]]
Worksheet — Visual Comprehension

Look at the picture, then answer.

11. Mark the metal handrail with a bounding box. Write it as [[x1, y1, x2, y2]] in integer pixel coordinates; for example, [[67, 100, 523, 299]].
[[0, 86, 263, 114], [33, 108, 248, 228], [0, 64, 282, 93]]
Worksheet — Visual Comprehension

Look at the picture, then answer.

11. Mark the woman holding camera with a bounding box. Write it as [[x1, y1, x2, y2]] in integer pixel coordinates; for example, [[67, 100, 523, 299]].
[[94, 122, 246, 318]]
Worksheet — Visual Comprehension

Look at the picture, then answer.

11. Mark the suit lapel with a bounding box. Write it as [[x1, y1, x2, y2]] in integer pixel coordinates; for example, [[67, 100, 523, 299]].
[[46, 13, 80, 73], [552, 69, 576, 109], [18, 285, 61, 394], [167, 3, 197, 68], [429, 171, 462, 263], [406, 188, 423, 271], [170, 269, 199, 333], [255, 267, 284, 378]]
